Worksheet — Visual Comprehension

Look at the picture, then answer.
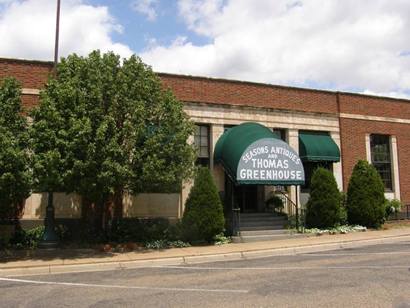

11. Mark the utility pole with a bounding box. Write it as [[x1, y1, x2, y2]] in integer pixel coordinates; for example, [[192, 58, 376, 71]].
[[39, 0, 61, 249], [53, 0, 61, 74]]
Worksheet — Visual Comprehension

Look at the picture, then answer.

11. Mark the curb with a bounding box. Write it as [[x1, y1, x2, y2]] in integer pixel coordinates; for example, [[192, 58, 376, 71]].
[[1, 233, 410, 277]]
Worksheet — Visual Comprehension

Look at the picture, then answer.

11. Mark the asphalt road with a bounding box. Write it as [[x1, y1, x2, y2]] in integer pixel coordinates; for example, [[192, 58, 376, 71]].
[[2, 240, 410, 307]]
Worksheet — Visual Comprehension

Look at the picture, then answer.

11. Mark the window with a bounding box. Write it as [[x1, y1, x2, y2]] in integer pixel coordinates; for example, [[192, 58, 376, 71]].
[[370, 134, 393, 191], [272, 128, 287, 142], [301, 161, 333, 191], [194, 124, 210, 167]]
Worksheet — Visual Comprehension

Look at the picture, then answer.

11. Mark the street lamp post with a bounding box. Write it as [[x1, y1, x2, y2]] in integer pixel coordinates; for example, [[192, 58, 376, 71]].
[[38, 0, 61, 249]]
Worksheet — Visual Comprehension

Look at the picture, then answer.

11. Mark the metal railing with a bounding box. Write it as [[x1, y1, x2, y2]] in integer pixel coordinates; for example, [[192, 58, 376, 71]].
[[387, 204, 410, 221], [232, 208, 241, 236], [275, 190, 304, 232]]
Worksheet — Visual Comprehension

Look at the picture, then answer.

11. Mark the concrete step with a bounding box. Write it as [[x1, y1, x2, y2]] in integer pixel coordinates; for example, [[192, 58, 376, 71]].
[[240, 221, 287, 228], [239, 225, 287, 231], [232, 232, 306, 243], [240, 216, 287, 222], [240, 213, 287, 218], [240, 229, 289, 236]]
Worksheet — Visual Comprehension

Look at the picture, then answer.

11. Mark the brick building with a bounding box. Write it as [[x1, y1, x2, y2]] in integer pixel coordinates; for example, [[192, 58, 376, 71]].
[[1, 57, 409, 228]]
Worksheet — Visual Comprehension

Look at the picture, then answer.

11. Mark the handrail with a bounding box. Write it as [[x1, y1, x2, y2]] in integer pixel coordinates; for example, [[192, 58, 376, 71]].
[[275, 190, 302, 232], [232, 208, 241, 236]]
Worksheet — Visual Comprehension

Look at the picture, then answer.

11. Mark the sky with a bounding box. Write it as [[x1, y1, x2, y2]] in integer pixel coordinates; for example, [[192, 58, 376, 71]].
[[1, 0, 410, 99]]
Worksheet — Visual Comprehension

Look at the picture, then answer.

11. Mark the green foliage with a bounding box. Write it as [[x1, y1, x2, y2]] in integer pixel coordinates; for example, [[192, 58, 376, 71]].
[[213, 233, 231, 245], [303, 225, 367, 235], [10, 226, 44, 249], [181, 167, 225, 243], [305, 167, 342, 228], [10, 224, 71, 249], [29, 51, 196, 229], [385, 198, 402, 218], [0, 78, 31, 220], [145, 239, 190, 249], [346, 160, 386, 228], [110, 218, 180, 243], [265, 193, 284, 213]]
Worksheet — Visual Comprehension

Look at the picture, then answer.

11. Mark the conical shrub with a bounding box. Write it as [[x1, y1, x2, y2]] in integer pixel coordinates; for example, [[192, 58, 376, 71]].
[[305, 167, 342, 228], [346, 160, 386, 228], [181, 167, 225, 243]]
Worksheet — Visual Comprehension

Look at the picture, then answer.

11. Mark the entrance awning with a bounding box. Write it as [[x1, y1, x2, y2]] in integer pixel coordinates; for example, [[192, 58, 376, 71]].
[[298, 131, 340, 162], [214, 122, 305, 185]]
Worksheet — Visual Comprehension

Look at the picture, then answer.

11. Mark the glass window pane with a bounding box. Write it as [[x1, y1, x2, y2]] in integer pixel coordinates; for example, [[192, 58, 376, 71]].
[[194, 136, 200, 148], [200, 126, 208, 136], [201, 136, 208, 146], [370, 134, 392, 190], [200, 147, 209, 157]]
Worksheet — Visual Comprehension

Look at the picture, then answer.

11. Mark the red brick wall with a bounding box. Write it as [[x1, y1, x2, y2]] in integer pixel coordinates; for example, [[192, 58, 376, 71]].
[[159, 73, 338, 114], [339, 93, 410, 120], [340, 118, 410, 205], [21, 94, 40, 110], [0, 58, 53, 89]]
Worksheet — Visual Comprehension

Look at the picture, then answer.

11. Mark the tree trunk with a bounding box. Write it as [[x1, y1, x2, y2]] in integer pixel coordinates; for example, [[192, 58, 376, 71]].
[[113, 188, 123, 221]]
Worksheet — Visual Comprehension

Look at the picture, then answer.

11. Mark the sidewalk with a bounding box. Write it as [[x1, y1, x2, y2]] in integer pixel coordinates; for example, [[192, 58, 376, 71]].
[[1, 227, 410, 276]]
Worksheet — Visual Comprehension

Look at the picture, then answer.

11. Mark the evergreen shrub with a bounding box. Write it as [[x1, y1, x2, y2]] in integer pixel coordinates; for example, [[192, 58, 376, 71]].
[[305, 167, 342, 228], [384, 198, 402, 219], [346, 160, 386, 228], [181, 167, 225, 243]]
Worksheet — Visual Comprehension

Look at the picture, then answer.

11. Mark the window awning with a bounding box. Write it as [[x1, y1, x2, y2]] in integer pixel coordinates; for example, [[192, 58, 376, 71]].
[[298, 131, 340, 162], [214, 122, 305, 185]]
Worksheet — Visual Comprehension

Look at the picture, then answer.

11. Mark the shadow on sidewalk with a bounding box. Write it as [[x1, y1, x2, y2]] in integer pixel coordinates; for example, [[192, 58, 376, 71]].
[[0, 244, 155, 264]]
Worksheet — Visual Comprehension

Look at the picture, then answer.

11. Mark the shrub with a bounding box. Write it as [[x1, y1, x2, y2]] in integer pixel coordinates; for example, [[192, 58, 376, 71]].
[[9, 224, 71, 249], [266, 193, 284, 213], [181, 167, 225, 243], [110, 218, 173, 243], [346, 160, 386, 228], [10, 226, 44, 249], [305, 167, 342, 228], [385, 198, 402, 218]]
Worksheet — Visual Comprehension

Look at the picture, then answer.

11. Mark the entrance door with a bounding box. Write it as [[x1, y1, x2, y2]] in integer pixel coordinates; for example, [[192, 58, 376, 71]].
[[234, 185, 258, 213]]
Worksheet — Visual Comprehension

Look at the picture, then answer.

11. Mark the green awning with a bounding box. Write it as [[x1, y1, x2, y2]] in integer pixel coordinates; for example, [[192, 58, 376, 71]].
[[299, 131, 340, 162], [214, 122, 305, 185]]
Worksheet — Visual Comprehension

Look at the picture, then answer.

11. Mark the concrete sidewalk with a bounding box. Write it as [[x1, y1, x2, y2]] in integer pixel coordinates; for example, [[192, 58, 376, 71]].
[[1, 227, 410, 277]]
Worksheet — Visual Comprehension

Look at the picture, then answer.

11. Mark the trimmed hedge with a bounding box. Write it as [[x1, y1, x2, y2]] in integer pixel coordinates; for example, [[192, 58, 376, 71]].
[[346, 160, 386, 228], [181, 167, 225, 243], [305, 167, 342, 228]]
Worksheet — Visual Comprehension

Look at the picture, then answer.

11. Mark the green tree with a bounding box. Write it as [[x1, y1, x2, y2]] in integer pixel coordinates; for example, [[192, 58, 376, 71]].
[[305, 167, 342, 228], [182, 167, 225, 243], [0, 78, 31, 220], [30, 51, 196, 232], [346, 160, 386, 228]]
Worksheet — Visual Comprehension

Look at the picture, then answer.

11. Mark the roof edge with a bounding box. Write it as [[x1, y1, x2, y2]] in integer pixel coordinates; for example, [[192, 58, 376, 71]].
[[0, 57, 54, 66], [0, 57, 409, 104]]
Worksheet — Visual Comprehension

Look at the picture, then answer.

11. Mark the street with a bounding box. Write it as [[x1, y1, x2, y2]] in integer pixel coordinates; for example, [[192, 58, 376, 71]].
[[1, 240, 410, 307]]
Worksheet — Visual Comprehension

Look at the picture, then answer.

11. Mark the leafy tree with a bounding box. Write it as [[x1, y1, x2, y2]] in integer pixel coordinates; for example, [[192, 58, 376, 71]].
[[305, 167, 342, 228], [30, 51, 196, 232], [0, 78, 31, 220], [182, 167, 225, 243], [346, 160, 386, 228]]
